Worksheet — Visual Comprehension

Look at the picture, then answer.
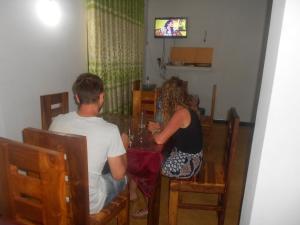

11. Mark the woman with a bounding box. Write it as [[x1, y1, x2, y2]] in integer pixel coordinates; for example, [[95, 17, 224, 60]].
[[149, 76, 203, 178], [161, 19, 174, 36], [131, 77, 203, 218], [160, 19, 182, 37]]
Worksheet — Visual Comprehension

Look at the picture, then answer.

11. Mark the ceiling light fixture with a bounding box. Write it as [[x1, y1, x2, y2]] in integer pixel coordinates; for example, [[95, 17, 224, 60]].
[[36, 0, 61, 27]]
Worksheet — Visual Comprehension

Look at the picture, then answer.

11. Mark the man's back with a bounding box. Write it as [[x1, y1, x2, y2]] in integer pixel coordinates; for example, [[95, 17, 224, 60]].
[[49, 111, 126, 213]]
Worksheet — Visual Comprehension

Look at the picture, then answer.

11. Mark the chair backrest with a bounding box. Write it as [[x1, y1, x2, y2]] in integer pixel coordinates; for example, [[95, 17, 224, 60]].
[[0, 137, 67, 225], [210, 84, 217, 119], [223, 108, 240, 193], [132, 80, 141, 91], [22, 128, 89, 225], [40, 92, 69, 130], [132, 89, 158, 118], [200, 84, 217, 149]]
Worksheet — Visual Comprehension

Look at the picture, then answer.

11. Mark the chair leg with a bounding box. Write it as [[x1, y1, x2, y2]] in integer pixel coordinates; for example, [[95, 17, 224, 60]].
[[169, 189, 179, 225], [178, 193, 183, 205], [116, 202, 129, 225], [217, 194, 225, 225], [206, 125, 214, 152], [116, 193, 129, 225], [218, 193, 224, 205], [217, 211, 225, 225]]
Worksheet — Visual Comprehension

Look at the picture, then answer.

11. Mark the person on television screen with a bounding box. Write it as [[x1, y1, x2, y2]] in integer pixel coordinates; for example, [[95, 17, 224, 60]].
[[159, 19, 181, 36], [162, 19, 174, 36]]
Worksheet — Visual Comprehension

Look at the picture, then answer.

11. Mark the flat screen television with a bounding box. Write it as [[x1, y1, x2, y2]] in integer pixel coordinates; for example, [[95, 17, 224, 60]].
[[154, 17, 187, 38]]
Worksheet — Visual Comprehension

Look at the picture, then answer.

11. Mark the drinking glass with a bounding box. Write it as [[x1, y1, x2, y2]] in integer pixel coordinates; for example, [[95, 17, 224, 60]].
[[139, 111, 146, 129], [137, 127, 145, 145], [128, 128, 134, 148]]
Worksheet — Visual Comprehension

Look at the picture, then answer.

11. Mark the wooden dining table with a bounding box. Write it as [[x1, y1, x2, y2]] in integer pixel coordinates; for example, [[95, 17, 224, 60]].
[[101, 113, 164, 225]]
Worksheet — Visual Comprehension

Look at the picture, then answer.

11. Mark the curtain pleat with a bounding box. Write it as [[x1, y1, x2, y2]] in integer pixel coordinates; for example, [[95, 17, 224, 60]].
[[87, 0, 144, 114]]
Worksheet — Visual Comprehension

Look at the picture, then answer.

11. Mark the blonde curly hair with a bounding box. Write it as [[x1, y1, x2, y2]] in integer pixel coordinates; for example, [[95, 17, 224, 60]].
[[161, 76, 189, 122]]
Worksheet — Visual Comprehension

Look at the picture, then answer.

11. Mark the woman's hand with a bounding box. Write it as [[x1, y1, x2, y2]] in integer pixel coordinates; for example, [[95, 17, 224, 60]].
[[147, 121, 161, 133]]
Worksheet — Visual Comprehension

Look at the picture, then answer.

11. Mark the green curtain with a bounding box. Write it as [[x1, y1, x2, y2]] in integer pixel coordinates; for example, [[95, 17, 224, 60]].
[[87, 0, 144, 115]]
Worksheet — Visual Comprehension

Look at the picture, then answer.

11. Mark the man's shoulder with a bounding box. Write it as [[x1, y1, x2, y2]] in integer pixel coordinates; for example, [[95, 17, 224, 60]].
[[52, 111, 76, 122], [49, 111, 76, 130], [97, 119, 118, 131], [51, 112, 119, 131]]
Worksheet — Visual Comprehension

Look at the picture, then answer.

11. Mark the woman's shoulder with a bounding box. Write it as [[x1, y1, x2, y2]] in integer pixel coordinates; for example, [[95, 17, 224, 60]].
[[171, 107, 191, 127], [174, 107, 189, 117]]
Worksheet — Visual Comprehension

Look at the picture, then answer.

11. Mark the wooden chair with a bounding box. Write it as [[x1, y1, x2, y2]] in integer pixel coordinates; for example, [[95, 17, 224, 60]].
[[40, 92, 69, 130], [201, 84, 217, 150], [0, 218, 23, 225], [21, 128, 129, 225], [132, 80, 141, 91], [132, 89, 158, 119], [0, 137, 67, 225], [168, 107, 240, 225]]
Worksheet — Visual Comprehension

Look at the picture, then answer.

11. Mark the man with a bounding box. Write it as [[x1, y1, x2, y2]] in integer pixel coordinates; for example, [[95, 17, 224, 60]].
[[49, 73, 128, 214]]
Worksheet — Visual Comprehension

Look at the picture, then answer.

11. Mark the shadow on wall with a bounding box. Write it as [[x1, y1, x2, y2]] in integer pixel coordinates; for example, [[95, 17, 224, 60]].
[[0, 105, 6, 137]]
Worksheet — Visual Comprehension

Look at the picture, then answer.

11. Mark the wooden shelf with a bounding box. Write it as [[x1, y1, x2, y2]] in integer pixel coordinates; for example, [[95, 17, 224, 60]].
[[170, 47, 213, 64], [166, 65, 212, 71]]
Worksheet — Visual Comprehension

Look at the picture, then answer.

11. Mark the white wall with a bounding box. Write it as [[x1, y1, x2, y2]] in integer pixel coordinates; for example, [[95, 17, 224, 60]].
[[241, 0, 300, 224], [0, 0, 86, 140], [145, 0, 269, 122]]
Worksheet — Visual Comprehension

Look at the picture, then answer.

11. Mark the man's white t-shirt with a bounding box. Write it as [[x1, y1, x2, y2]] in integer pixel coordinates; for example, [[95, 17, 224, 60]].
[[49, 111, 126, 214]]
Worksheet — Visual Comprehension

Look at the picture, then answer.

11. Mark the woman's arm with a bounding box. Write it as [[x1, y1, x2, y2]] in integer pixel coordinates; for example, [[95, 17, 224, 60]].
[[152, 108, 190, 144]]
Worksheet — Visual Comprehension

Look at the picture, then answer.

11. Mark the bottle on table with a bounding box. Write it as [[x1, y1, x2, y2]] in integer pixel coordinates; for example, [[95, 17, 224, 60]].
[[155, 96, 163, 125], [140, 111, 145, 129], [146, 76, 150, 88], [138, 111, 146, 144]]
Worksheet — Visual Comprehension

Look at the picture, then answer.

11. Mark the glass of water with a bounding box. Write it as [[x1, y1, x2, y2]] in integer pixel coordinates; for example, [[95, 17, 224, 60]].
[[128, 128, 134, 148]]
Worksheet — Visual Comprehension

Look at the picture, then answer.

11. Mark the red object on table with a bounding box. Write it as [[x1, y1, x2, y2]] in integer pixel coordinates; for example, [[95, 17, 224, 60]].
[[127, 145, 163, 197]]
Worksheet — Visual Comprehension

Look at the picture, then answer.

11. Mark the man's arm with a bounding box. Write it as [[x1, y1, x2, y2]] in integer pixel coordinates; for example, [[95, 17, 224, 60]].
[[107, 132, 128, 180], [107, 154, 127, 180], [120, 133, 129, 150]]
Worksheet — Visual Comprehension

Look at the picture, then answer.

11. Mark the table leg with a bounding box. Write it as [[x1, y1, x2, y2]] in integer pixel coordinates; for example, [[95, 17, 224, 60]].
[[147, 175, 161, 225]]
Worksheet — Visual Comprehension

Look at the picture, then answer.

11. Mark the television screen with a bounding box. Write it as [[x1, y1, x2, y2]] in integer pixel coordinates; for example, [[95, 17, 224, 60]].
[[154, 17, 187, 38]]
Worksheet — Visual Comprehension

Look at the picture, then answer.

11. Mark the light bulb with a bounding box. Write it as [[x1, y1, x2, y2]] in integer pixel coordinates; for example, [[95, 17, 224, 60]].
[[36, 0, 61, 27]]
